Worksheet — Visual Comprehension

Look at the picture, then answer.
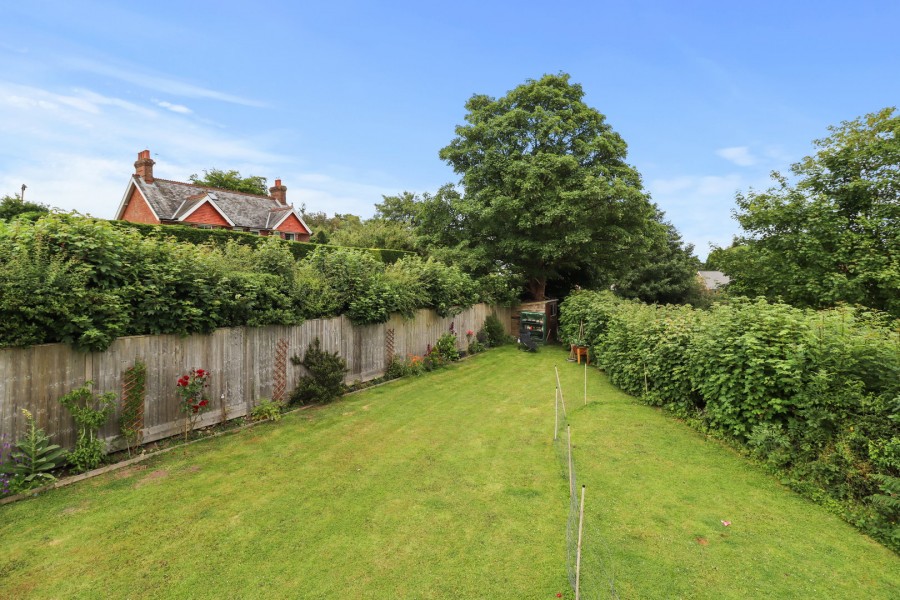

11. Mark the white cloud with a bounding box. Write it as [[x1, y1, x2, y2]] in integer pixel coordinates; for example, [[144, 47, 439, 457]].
[[155, 100, 192, 114], [763, 145, 795, 163], [63, 57, 266, 108], [0, 84, 155, 119], [649, 173, 744, 197], [647, 173, 764, 261], [0, 155, 124, 217], [284, 173, 396, 217], [716, 146, 758, 167], [0, 81, 394, 222]]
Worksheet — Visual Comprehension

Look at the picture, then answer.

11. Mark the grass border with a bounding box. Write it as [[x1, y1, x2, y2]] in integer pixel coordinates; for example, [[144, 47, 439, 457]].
[[0, 350, 493, 507]]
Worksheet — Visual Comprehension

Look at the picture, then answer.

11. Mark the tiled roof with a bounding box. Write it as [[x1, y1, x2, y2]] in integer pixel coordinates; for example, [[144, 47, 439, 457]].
[[698, 270, 731, 290], [265, 206, 293, 229], [132, 177, 308, 231]]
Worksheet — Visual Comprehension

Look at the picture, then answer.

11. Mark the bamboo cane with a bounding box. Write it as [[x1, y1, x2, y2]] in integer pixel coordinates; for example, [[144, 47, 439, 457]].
[[567, 424, 574, 499], [555, 365, 566, 417], [554, 386, 559, 441], [575, 484, 586, 600]]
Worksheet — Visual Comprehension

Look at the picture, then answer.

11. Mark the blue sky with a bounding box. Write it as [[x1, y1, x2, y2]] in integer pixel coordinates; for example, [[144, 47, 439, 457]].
[[1, 1, 898, 259]]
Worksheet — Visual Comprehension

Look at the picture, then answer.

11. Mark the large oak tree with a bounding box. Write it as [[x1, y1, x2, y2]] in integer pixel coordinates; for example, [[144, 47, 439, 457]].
[[439, 73, 657, 299]]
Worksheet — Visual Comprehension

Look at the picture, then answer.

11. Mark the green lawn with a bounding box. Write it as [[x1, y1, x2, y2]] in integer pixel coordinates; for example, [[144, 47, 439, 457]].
[[1, 347, 897, 599]]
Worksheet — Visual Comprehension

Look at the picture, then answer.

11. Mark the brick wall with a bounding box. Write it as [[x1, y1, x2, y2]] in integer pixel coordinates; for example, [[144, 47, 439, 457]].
[[120, 188, 160, 224], [183, 202, 230, 227], [275, 213, 311, 241]]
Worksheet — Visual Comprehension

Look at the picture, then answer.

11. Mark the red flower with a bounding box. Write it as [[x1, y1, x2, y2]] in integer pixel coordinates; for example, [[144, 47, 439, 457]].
[[199, 399, 209, 407], [557, 594, 562, 598], [177, 376, 189, 387], [192, 405, 199, 413], [196, 369, 206, 378], [466, 329, 474, 336]]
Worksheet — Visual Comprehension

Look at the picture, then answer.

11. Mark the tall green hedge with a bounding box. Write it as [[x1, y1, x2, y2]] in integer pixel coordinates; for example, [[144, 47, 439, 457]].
[[108, 220, 413, 264], [0, 214, 510, 352], [560, 290, 900, 552]]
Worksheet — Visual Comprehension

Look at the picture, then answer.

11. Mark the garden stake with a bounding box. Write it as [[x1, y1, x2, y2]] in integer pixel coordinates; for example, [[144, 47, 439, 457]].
[[555, 365, 567, 417], [554, 387, 559, 441], [576, 484, 585, 600], [567, 424, 574, 499], [584, 360, 587, 406]]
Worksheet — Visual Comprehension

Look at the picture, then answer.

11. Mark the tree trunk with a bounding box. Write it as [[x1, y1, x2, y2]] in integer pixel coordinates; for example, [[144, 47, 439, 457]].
[[526, 277, 547, 300]]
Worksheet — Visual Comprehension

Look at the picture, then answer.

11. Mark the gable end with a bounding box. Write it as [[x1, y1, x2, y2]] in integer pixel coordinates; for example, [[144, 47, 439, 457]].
[[117, 181, 160, 224]]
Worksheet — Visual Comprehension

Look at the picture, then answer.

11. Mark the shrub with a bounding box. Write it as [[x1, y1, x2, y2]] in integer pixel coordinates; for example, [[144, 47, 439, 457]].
[[465, 329, 486, 354], [111, 220, 415, 263], [290, 338, 348, 405], [305, 246, 404, 325], [559, 290, 900, 551], [385, 355, 426, 379], [423, 346, 445, 371], [383, 256, 429, 318], [558, 289, 621, 348], [475, 272, 521, 307], [0, 217, 127, 351], [483, 313, 509, 347], [434, 332, 460, 362], [0, 409, 66, 492], [419, 259, 479, 317], [58, 382, 116, 473], [0, 214, 486, 349], [689, 298, 812, 439], [870, 473, 900, 548], [175, 369, 211, 443], [250, 399, 284, 422]]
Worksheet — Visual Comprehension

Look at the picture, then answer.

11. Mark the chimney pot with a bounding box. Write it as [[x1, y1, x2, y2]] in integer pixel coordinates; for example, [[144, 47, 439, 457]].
[[269, 179, 287, 205], [134, 149, 155, 183]]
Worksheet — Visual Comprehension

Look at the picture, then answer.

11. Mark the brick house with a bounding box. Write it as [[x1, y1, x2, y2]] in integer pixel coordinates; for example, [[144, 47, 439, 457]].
[[115, 150, 312, 241]]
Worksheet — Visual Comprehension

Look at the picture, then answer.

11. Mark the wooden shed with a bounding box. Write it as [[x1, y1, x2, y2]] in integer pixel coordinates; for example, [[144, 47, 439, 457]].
[[511, 299, 559, 343]]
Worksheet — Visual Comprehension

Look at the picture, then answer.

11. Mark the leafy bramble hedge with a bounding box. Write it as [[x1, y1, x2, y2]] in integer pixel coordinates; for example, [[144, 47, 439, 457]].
[[560, 290, 900, 552], [108, 220, 413, 264], [0, 214, 512, 351]]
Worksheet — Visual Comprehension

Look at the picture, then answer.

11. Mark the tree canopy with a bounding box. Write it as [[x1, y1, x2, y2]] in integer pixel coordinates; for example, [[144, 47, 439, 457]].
[[614, 219, 704, 305], [439, 73, 658, 299], [716, 107, 900, 317], [327, 218, 419, 252], [0, 194, 50, 221], [188, 169, 268, 196], [375, 191, 421, 225]]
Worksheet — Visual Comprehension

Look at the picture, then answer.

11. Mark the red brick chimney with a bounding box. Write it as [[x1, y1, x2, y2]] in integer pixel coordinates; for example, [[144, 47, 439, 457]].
[[269, 178, 287, 204], [134, 150, 155, 183]]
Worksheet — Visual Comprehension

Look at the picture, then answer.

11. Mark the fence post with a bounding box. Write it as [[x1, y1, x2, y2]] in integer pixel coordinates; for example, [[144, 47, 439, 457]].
[[575, 484, 585, 600]]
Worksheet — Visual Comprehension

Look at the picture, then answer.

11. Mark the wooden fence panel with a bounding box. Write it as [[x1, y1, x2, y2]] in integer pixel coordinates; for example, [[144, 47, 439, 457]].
[[0, 304, 509, 450]]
